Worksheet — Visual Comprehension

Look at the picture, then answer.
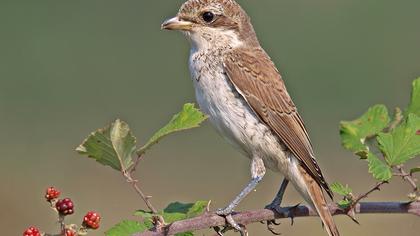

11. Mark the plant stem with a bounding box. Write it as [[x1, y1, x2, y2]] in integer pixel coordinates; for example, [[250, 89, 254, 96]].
[[124, 172, 158, 214], [351, 181, 388, 208], [396, 165, 418, 192], [133, 202, 420, 236]]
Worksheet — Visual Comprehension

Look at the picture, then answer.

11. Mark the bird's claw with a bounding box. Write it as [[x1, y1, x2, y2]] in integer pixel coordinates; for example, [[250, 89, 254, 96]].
[[264, 205, 282, 235], [265, 219, 282, 235], [215, 207, 234, 216], [215, 208, 247, 236]]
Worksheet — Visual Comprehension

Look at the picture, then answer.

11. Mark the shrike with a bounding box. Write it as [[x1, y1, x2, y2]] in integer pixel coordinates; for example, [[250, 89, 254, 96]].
[[162, 1, 339, 235]]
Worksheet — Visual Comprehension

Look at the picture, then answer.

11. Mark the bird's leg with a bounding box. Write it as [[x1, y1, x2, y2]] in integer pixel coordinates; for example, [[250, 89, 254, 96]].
[[215, 175, 263, 215], [216, 158, 264, 234], [216, 157, 266, 216], [263, 178, 289, 234], [265, 178, 290, 209]]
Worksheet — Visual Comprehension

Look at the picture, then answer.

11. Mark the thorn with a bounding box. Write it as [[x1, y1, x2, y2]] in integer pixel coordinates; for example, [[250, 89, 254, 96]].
[[347, 210, 360, 225], [288, 203, 300, 226], [206, 200, 212, 213]]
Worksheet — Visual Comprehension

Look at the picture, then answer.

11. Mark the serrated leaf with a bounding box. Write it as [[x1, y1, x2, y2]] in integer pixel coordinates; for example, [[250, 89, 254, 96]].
[[133, 210, 154, 218], [186, 201, 208, 218], [138, 103, 207, 155], [406, 78, 420, 116], [367, 152, 392, 181], [340, 105, 390, 158], [330, 182, 352, 196], [338, 199, 352, 209], [410, 167, 420, 175], [76, 119, 136, 171], [160, 201, 209, 224], [105, 220, 147, 236], [377, 114, 420, 166]]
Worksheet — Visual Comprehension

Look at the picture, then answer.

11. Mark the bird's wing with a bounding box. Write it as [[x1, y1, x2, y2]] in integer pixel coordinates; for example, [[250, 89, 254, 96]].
[[223, 47, 333, 198]]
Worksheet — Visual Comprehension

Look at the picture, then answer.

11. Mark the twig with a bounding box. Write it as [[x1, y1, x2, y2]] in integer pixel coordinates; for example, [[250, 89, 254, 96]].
[[124, 172, 158, 214], [132, 202, 420, 236], [351, 181, 388, 207], [117, 145, 159, 215], [130, 153, 145, 174], [396, 165, 418, 192], [58, 215, 65, 235]]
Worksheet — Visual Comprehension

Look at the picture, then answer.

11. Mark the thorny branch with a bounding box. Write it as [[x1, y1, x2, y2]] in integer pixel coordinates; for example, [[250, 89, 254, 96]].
[[122, 152, 165, 224], [133, 202, 420, 236], [124, 171, 158, 214], [351, 181, 388, 208], [396, 165, 418, 193]]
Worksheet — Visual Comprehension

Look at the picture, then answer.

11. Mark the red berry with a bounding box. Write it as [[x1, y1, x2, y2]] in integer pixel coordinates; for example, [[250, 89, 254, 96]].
[[83, 211, 101, 229], [65, 229, 77, 236], [55, 198, 74, 215], [45, 187, 61, 201], [23, 226, 41, 236]]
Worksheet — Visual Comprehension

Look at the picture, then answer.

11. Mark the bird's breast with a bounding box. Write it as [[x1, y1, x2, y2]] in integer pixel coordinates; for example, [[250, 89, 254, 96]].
[[188, 51, 290, 172]]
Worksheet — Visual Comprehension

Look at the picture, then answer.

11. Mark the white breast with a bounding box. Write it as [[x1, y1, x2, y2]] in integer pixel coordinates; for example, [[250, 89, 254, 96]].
[[188, 49, 292, 174]]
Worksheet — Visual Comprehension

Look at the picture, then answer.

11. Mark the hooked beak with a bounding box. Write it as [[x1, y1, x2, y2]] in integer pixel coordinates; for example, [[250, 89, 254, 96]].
[[161, 17, 193, 31]]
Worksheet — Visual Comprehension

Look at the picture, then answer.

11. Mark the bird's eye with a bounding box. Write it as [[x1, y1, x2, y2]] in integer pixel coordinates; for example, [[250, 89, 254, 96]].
[[202, 11, 214, 23]]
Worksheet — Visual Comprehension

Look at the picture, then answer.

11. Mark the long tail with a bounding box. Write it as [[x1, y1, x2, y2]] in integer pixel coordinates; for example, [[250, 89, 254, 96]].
[[299, 166, 340, 236]]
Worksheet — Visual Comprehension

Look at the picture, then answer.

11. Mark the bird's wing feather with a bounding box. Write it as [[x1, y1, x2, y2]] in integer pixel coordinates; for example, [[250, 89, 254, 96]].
[[223, 47, 333, 198]]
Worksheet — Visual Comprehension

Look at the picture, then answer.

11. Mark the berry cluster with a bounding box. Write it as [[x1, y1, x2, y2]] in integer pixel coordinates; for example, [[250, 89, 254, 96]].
[[83, 211, 101, 229], [23, 186, 101, 236], [56, 198, 75, 215], [45, 187, 61, 201], [23, 227, 41, 236], [65, 229, 77, 236]]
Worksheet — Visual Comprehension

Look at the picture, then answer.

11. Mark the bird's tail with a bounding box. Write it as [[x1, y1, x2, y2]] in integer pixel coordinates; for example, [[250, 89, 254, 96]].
[[299, 167, 340, 236]]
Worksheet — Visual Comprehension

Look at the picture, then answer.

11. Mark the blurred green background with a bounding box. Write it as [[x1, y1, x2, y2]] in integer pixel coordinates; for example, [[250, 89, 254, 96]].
[[1, 0, 419, 235]]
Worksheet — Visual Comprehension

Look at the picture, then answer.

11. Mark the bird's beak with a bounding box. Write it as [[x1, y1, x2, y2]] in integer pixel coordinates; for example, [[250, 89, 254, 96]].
[[161, 17, 193, 31]]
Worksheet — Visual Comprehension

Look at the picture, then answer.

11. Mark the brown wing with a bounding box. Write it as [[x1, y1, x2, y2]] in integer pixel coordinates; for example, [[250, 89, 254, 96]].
[[223, 47, 333, 199]]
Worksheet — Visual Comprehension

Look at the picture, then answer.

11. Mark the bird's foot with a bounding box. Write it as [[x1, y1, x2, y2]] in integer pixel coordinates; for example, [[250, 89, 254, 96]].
[[215, 207, 248, 236], [264, 203, 301, 228], [264, 204, 283, 235], [215, 207, 234, 216]]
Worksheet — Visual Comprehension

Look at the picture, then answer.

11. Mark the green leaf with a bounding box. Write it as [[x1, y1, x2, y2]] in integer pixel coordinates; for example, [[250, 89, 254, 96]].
[[406, 78, 420, 116], [76, 119, 136, 171], [338, 199, 352, 209], [133, 210, 154, 218], [105, 220, 147, 236], [160, 201, 209, 224], [330, 182, 352, 196], [175, 233, 194, 236], [138, 103, 207, 155], [410, 167, 420, 175], [377, 114, 420, 166], [367, 152, 392, 181], [186, 201, 208, 218], [340, 105, 390, 158]]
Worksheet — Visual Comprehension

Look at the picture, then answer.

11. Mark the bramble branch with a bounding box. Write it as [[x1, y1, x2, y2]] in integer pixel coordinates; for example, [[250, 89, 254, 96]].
[[351, 181, 388, 207], [396, 165, 418, 192], [133, 202, 420, 236]]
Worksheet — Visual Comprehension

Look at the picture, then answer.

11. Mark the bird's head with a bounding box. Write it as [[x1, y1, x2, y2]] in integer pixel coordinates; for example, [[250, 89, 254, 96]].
[[162, 0, 259, 51]]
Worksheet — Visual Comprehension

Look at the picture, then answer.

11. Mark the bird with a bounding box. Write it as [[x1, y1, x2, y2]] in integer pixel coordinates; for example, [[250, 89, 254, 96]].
[[161, 0, 339, 235]]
